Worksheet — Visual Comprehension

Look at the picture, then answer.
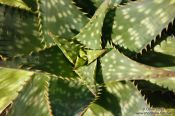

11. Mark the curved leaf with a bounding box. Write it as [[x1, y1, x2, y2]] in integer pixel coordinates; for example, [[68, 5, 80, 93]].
[[0, 67, 33, 114], [137, 36, 175, 92], [4, 46, 79, 79], [75, 60, 97, 94], [99, 48, 175, 82], [154, 36, 175, 57], [147, 37, 175, 92], [0, 5, 44, 57], [149, 78, 175, 93], [0, 0, 32, 12], [50, 34, 106, 65], [134, 80, 172, 93], [73, 49, 106, 68], [83, 81, 152, 116], [134, 80, 175, 108], [73, 0, 96, 18], [50, 35, 84, 64], [112, 0, 175, 53], [49, 76, 96, 116], [22, 0, 37, 11], [38, 0, 88, 45], [74, 0, 110, 49], [7, 73, 52, 116], [137, 36, 175, 69], [85, 49, 106, 64]]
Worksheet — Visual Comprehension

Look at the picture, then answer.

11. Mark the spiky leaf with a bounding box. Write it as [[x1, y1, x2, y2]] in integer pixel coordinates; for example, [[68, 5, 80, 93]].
[[49, 77, 96, 116], [74, 0, 110, 49], [0, 5, 43, 57], [154, 36, 175, 57], [51, 34, 106, 65], [7, 73, 51, 116], [0, 67, 33, 113], [137, 36, 175, 69], [112, 0, 175, 53], [99, 49, 175, 82], [85, 49, 106, 64], [4, 46, 78, 79], [138, 36, 175, 92], [38, 0, 88, 45], [83, 81, 152, 116], [50, 35, 84, 64], [0, 0, 32, 12], [75, 60, 97, 94], [74, 49, 106, 68], [149, 78, 175, 92]]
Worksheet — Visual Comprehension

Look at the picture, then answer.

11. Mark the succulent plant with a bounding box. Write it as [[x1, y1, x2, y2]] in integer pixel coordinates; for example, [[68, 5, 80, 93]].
[[0, 0, 175, 116]]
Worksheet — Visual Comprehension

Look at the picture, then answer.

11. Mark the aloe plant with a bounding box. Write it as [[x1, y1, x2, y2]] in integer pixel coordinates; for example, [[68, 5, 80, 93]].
[[0, 0, 175, 115]]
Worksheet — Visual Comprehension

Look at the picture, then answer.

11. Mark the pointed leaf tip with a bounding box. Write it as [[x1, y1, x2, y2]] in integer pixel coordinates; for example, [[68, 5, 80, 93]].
[[74, 0, 110, 49]]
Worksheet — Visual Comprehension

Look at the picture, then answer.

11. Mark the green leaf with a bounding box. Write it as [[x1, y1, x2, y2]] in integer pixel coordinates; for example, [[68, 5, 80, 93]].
[[74, 56, 87, 69], [38, 0, 89, 45], [154, 36, 175, 57], [85, 49, 106, 64], [134, 80, 172, 93], [50, 34, 84, 64], [146, 37, 175, 92], [137, 36, 175, 92], [112, 0, 175, 53], [0, 0, 32, 12], [22, 0, 37, 11], [134, 80, 175, 108], [83, 81, 152, 116], [0, 5, 44, 57], [74, 0, 110, 49], [74, 49, 106, 68], [49, 76, 96, 116], [73, 0, 96, 18], [50, 34, 106, 66], [4, 46, 79, 79], [136, 36, 175, 69], [7, 73, 51, 116], [149, 78, 175, 92], [75, 60, 97, 94], [99, 48, 175, 82], [0, 67, 33, 113]]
